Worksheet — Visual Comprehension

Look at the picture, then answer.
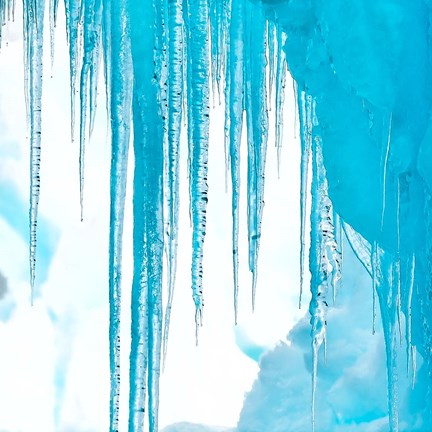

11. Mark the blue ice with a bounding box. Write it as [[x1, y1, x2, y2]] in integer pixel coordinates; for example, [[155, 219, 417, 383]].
[[2, 0, 432, 430]]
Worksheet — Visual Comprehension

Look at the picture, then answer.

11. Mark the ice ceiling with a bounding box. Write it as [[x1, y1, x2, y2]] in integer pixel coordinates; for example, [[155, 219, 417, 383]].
[[1, 0, 432, 431]]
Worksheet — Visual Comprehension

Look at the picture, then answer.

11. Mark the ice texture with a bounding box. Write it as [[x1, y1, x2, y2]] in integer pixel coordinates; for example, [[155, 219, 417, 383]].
[[4, 0, 432, 430]]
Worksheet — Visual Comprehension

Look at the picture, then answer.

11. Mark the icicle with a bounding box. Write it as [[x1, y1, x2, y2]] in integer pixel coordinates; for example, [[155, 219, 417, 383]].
[[101, 0, 111, 123], [274, 26, 286, 177], [226, 0, 244, 324], [184, 0, 210, 334], [49, 0, 56, 70], [381, 112, 392, 230], [88, 44, 101, 138], [267, 20, 275, 108], [332, 211, 343, 303], [88, 4, 102, 139], [222, 0, 231, 195], [372, 241, 378, 335], [23, 0, 30, 128], [293, 80, 298, 140], [405, 253, 415, 377], [128, 0, 165, 429], [64, 0, 82, 142], [298, 90, 312, 309], [162, 0, 183, 366], [209, 0, 217, 107], [309, 136, 330, 431], [106, 0, 133, 428], [23, 0, 44, 301], [395, 177, 402, 345], [79, 0, 102, 221], [49, 0, 54, 67], [343, 221, 372, 276], [412, 345, 417, 389], [0, 0, 13, 47], [209, 0, 228, 104], [208, 0, 221, 107], [244, 3, 268, 309], [375, 250, 399, 432]]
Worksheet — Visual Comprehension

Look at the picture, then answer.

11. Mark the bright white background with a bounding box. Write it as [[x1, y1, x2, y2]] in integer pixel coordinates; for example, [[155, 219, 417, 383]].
[[0, 4, 308, 431]]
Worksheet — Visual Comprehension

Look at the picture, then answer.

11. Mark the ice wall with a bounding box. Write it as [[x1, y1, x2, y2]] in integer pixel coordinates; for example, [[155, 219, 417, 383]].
[[1, 0, 432, 430], [260, 1, 432, 429]]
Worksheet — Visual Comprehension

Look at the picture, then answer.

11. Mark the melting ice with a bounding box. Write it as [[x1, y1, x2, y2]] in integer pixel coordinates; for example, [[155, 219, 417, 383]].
[[1, 0, 432, 430]]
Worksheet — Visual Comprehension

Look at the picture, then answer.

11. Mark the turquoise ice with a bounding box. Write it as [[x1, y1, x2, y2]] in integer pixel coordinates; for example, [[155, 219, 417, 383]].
[[2, 0, 432, 430]]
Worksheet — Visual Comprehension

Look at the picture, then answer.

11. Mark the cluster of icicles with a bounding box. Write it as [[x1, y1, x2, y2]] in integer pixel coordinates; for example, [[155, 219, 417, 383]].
[[0, 0, 419, 430]]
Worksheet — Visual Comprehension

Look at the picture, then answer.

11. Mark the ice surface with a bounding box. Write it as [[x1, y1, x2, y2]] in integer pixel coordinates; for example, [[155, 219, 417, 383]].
[[4, 0, 432, 430]]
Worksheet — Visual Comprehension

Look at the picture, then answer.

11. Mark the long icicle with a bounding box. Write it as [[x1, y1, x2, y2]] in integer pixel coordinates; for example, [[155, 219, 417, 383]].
[[274, 26, 286, 177], [309, 135, 330, 431], [184, 0, 210, 336], [244, 2, 268, 309], [381, 112, 393, 230], [376, 250, 399, 432], [298, 89, 312, 309], [222, 0, 231, 194], [226, 0, 245, 324], [25, 0, 44, 302], [106, 0, 133, 428], [162, 0, 184, 367], [127, 0, 164, 428]]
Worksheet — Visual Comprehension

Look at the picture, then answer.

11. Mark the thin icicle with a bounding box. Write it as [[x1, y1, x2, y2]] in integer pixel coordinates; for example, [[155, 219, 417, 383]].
[[381, 112, 392, 230], [267, 20, 275, 108], [184, 0, 210, 334], [79, 0, 102, 221], [412, 345, 417, 389], [372, 241, 378, 335], [298, 90, 312, 309], [209, 0, 225, 107], [309, 136, 330, 430], [293, 80, 298, 140], [64, 0, 82, 142], [226, 0, 244, 323], [396, 176, 402, 345], [24, 0, 44, 302], [274, 26, 286, 177], [404, 253, 415, 378], [162, 0, 183, 367], [244, 3, 268, 309], [332, 211, 343, 304], [312, 339, 318, 432], [222, 0, 231, 194], [208, 0, 229, 106], [101, 0, 111, 124], [23, 0, 30, 128], [106, 0, 133, 428], [88, 13, 102, 138], [49, 0, 55, 69]]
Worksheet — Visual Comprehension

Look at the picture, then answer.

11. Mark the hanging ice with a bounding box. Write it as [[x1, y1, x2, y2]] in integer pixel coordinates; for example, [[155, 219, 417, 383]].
[[4, 0, 432, 430], [106, 0, 133, 428]]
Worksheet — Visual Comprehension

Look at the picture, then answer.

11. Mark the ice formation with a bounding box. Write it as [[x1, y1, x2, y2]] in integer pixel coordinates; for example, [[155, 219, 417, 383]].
[[1, 0, 432, 430]]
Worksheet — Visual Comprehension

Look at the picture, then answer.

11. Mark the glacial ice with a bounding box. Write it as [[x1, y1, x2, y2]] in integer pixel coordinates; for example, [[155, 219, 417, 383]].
[[1, 0, 432, 430]]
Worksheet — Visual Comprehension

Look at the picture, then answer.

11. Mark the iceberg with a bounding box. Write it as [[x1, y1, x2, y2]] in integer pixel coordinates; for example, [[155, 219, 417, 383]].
[[1, 0, 432, 430]]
